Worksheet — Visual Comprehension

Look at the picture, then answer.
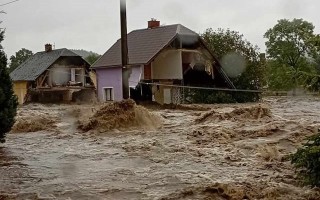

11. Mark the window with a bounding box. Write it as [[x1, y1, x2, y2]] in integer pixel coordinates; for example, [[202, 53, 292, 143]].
[[70, 68, 84, 85], [103, 88, 113, 101]]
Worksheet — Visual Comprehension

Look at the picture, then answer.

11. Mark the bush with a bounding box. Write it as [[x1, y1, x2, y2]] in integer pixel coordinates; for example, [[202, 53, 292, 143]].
[[232, 91, 261, 103], [290, 132, 320, 187], [186, 89, 236, 104], [185, 88, 261, 104]]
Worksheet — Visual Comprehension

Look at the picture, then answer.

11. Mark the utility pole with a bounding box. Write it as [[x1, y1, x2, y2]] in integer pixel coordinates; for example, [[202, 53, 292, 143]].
[[120, 0, 130, 99]]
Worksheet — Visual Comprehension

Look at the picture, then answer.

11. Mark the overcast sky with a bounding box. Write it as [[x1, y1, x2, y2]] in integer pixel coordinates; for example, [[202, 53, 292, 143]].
[[1, 0, 319, 57]]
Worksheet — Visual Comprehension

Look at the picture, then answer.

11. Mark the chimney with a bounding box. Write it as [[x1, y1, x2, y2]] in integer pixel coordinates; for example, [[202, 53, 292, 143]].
[[148, 18, 160, 29], [45, 44, 52, 52]]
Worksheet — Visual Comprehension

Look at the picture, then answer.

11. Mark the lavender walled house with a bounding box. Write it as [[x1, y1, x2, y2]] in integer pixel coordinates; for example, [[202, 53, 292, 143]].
[[92, 20, 234, 104]]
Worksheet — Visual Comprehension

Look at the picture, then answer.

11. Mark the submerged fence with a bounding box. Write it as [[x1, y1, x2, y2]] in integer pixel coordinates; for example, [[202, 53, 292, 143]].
[[133, 81, 320, 104]]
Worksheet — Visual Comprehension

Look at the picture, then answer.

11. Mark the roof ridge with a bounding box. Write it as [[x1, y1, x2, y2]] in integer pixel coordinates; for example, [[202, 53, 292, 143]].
[[59, 48, 69, 56], [37, 48, 66, 54], [130, 24, 180, 33]]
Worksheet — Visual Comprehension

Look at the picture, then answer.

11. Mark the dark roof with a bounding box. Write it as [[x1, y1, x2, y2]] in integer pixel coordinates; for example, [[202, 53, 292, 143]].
[[92, 24, 199, 68], [10, 48, 80, 81]]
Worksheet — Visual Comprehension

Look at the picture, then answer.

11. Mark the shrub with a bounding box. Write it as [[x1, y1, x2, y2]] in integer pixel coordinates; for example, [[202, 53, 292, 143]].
[[290, 132, 320, 187], [185, 88, 261, 104], [186, 89, 236, 104]]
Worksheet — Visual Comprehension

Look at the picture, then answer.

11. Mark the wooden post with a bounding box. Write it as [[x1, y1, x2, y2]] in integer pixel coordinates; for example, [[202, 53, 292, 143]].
[[120, 0, 130, 99]]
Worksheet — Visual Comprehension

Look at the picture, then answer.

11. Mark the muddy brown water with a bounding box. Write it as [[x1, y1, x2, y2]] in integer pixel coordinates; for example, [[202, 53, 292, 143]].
[[1, 97, 320, 200]]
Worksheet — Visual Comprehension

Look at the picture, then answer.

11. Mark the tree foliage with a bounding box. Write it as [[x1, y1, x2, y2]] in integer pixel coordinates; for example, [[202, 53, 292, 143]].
[[266, 59, 316, 91], [291, 131, 320, 187], [85, 53, 100, 65], [265, 19, 315, 70], [201, 28, 266, 102], [0, 30, 18, 143], [264, 19, 319, 91], [9, 48, 33, 72]]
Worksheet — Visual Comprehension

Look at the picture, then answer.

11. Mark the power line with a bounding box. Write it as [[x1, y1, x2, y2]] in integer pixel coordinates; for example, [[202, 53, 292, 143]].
[[0, 0, 19, 7]]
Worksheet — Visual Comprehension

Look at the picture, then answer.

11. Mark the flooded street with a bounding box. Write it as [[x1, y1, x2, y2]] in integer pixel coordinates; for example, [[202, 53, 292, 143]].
[[1, 97, 320, 199]]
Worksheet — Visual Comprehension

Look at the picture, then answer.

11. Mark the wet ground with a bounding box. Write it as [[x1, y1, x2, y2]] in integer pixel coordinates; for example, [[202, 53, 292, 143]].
[[1, 97, 320, 199]]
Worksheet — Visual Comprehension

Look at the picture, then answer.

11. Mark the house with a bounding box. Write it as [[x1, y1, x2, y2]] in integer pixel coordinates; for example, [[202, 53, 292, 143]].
[[91, 19, 234, 104], [10, 44, 95, 104]]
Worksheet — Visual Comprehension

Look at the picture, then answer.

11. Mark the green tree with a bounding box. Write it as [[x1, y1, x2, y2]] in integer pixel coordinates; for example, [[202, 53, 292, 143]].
[[297, 34, 320, 91], [266, 60, 295, 91], [85, 53, 100, 65], [0, 30, 18, 143], [291, 132, 320, 187], [9, 48, 33, 72], [202, 28, 265, 102], [264, 19, 316, 92]]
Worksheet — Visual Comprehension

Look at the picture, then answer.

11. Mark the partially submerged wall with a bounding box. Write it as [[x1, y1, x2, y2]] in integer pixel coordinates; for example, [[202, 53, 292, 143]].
[[13, 81, 28, 104], [29, 89, 97, 103]]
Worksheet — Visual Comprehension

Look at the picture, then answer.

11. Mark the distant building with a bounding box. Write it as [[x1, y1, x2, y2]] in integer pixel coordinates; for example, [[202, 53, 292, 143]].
[[10, 44, 95, 104], [91, 19, 234, 104]]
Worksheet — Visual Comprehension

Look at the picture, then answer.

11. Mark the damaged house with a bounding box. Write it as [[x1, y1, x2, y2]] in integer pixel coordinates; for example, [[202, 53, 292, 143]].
[[10, 44, 95, 104], [92, 19, 234, 104]]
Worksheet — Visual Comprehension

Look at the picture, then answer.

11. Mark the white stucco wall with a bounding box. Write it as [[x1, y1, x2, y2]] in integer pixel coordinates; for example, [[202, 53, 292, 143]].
[[151, 50, 182, 80]]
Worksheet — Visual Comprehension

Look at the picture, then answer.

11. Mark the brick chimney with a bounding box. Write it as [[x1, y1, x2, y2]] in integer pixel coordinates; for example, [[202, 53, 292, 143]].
[[148, 18, 160, 29], [45, 44, 52, 52]]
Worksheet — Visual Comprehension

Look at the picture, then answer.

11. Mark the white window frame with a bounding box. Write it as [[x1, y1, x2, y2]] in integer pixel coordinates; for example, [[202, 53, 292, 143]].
[[102, 87, 114, 101]]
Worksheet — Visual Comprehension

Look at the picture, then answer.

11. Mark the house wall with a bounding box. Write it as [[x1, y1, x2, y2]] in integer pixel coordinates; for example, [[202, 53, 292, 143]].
[[151, 50, 183, 80], [89, 71, 97, 88], [48, 57, 86, 87], [49, 66, 70, 86], [96, 67, 123, 102], [96, 66, 143, 102], [143, 64, 151, 80], [13, 81, 28, 104]]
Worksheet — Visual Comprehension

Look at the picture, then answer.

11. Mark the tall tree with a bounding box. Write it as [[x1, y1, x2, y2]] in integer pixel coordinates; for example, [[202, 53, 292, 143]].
[[0, 30, 18, 143], [9, 48, 33, 72], [85, 53, 100, 65], [202, 28, 266, 102], [264, 19, 316, 92]]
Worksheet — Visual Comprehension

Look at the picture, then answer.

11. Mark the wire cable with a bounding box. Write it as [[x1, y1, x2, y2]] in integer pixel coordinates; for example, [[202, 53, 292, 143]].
[[137, 81, 263, 93], [0, 0, 19, 7]]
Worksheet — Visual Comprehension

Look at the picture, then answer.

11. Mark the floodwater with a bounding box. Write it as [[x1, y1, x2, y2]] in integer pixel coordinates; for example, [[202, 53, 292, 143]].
[[1, 97, 320, 199]]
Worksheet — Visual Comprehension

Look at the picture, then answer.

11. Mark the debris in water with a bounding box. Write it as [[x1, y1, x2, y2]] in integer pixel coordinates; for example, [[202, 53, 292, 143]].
[[159, 181, 319, 200], [257, 145, 281, 162], [195, 104, 271, 123], [11, 104, 59, 133], [78, 99, 161, 132], [12, 117, 57, 133]]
